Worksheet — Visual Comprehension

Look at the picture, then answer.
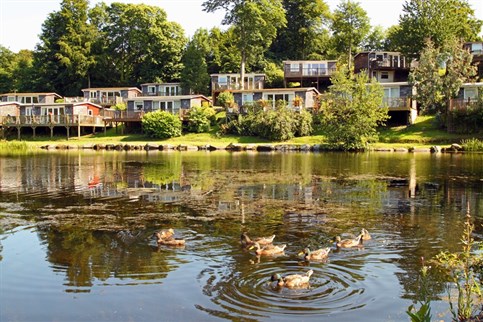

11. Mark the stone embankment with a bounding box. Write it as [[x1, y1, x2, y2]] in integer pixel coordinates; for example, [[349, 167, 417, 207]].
[[40, 143, 466, 153]]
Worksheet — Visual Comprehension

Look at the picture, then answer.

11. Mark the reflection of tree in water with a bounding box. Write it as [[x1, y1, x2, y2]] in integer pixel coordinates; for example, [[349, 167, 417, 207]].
[[37, 226, 183, 291]]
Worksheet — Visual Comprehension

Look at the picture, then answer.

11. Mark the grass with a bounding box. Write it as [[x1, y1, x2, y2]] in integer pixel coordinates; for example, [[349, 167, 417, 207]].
[[1, 116, 481, 150], [375, 116, 480, 147]]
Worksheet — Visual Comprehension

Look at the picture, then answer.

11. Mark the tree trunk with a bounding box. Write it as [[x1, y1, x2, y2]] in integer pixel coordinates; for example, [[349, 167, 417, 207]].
[[240, 50, 246, 90]]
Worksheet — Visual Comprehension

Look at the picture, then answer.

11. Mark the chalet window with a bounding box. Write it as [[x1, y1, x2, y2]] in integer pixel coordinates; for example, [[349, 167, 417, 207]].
[[88, 110, 93, 116], [135, 101, 144, 110], [89, 91, 97, 99], [290, 63, 300, 72], [464, 88, 477, 100], [160, 101, 174, 113], [381, 72, 389, 79], [218, 76, 227, 85], [147, 86, 156, 94], [266, 93, 291, 108], [242, 93, 253, 104], [7, 96, 15, 102], [153, 101, 160, 110]]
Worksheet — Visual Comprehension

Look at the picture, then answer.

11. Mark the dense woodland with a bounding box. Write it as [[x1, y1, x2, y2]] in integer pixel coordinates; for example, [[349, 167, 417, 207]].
[[0, 0, 481, 97]]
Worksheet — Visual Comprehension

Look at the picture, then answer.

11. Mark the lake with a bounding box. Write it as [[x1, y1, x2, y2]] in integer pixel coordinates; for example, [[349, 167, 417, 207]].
[[0, 150, 482, 321]]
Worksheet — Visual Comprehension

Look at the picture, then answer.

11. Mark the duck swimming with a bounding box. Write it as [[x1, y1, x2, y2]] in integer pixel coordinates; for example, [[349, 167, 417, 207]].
[[154, 230, 185, 246], [249, 242, 286, 256], [360, 228, 371, 240], [299, 247, 331, 261], [240, 232, 276, 248], [334, 233, 364, 248], [271, 270, 313, 288]]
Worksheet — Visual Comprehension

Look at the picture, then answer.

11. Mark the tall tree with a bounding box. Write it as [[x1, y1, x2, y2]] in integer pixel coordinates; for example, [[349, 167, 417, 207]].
[[409, 38, 476, 116], [362, 26, 387, 51], [391, 0, 482, 59], [33, 0, 95, 96], [90, 3, 186, 86], [203, 0, 286, 89], [270, 0, 332, 60], [181, 30, 210, 95], [0, 45, 16, 93], [331, 0, 370, 69], [319, 64, 389, 151]]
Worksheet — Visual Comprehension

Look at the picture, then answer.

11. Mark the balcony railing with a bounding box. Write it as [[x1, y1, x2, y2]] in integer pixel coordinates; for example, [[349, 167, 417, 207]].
[[212, 80, 264, 91], [449, 98, 480, 111], [1, 115, 105, 126], [284, 67, 337, 78], [144, 91, 180, 96], [88, 96, 124, 105], [370, 59, 408, 69], [382, 97, 412, 110]]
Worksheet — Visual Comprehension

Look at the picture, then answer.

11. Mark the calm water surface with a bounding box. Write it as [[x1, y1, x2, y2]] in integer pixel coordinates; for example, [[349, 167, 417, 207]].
[[0, 151, 482, 321]]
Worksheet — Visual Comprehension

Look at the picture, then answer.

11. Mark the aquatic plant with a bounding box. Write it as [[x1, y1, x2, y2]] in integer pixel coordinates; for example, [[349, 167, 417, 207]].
[[0, 140, 32, 155], [461, 138, 483, 152], [433, 212, 483, 321], [406, 260, 432, 322]]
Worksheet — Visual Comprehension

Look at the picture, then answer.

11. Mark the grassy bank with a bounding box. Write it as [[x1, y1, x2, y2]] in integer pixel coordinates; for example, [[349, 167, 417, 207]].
[[1, 116, 481, 150]]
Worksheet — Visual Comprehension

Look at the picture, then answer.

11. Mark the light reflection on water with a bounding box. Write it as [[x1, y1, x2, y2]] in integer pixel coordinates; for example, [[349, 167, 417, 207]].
[[0, 151, 482, 321]]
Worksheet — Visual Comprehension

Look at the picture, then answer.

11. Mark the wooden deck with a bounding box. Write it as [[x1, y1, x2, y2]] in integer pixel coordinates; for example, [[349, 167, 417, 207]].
[[0, 115, 109, 139]]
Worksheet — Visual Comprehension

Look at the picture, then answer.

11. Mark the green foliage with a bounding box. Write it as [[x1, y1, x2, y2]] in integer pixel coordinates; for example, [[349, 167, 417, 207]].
[[391, 0, 482, 59], [409, 38, 477, 115], [270, 0, 332, 60], [263, 61, 285, 88], [0, 45, 16, 93], [203, 0, 286, 86], [294, 109, 313, 137], [186, 106, 216, 133], [141, 111, 182, 139], [222, 101, 314, 141], [406, 262, 432, 322], [362, 26, 388, 51], [90, 2, 186, 86], [113, 102, 126, 111], [217, 91, 235, 108], [33, 0, 95, 96], [319, 64, 389, 151], [433, 214, 483, 321], [330, 0, 370, 64], [181, 37, 210, 95], [461, 138, 483, 152]]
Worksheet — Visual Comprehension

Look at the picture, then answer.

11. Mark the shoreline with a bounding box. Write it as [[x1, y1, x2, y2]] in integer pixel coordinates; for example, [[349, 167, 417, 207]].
[[37, 142, 467, 153]]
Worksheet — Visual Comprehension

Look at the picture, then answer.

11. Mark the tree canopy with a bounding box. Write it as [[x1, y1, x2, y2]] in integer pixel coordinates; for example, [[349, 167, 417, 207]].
[[391, 0, 482, 58], [203, 0, 286, 89]]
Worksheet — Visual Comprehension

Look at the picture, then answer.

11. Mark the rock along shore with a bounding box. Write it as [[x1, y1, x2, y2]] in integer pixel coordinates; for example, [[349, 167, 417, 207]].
[[39, 143, 466, 153]]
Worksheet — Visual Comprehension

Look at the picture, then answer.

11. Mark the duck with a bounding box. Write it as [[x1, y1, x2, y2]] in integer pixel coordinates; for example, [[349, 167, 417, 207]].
[[154, 231, 185, 246], [299, 247, 331, 261], [158, 228, 175, 240], [271, 270, 313, 288], [249, 242, 286, 256], [334, 233, 364, 248], [360, 228, 371, 240], [240, 232, 276, 248]]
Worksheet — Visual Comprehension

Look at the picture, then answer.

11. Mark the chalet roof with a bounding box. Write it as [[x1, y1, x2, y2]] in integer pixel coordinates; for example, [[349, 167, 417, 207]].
[[354, 51, 404, 58], [128, 95, 211, 102], [81, 87, 141, 93], [283, 60, 337, 64], [140, 82, 181, 86], [0, 92, 62, 98], [210, 73, 265, 77], [227, 87, 320, 95], [73, 102, 103, 109]]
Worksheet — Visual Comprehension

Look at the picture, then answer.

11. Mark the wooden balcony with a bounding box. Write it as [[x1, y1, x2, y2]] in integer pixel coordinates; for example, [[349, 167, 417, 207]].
[[1, 114, 105, 127]]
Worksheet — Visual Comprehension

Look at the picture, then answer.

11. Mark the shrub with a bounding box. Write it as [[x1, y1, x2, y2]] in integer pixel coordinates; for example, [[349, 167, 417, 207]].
[[461, 138, 483, 152], [186, 106, 216, 133], [217, 91, 235, 108], [294, 110, 313, 137], [142, 111, 182, 139]]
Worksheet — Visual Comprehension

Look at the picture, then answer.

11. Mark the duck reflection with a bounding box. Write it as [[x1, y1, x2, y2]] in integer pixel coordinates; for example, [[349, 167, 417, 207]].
[[39, 227, 180, 292]]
